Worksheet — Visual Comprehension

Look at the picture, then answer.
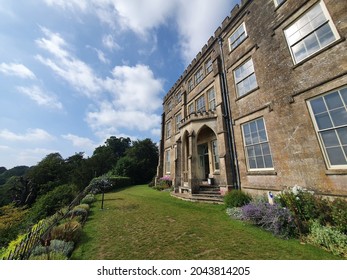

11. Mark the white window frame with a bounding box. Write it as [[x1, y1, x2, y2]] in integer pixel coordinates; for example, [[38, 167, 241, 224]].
[[229, 22, 247, 51], [176, 91, 182, 104], [207, 87, 216, 111], [188, 78, 194, 92], [188, 103, 195, 115], [233, 58, 258, 98], [242, 118, 274, 171], [211, 140, 220, 170], [196, 95, 206, 113], [166, 120, 171, 139], [175, 113, 182, 133], [195, 67, 204, 85], [274, 0, 285, 7], [284, 1, 340, 64], [205, 58, 213, 74], [167, 99, 173, 112], [307, 87, 347, 169], [165, 149, 171, 174]]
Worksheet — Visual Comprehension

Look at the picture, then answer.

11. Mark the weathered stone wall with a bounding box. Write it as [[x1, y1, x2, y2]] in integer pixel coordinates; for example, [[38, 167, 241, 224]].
[[158, 0, 347, 198], [224, 0, 347, 196]]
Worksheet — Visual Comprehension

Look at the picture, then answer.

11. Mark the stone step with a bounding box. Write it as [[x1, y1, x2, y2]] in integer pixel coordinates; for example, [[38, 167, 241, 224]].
[[171, 192, 224, 204]]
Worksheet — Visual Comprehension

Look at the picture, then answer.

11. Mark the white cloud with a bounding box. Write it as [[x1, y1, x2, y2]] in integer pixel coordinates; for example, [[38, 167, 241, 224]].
[[42, 0, 238, 63], [0, 62, 36, 79], [109, 64, 163, 111], [86, 102, 161, 137], [36, 27, 103, 97], [62, 133, 96, 151], [87, 45, 110, 64], [176, 0, 239, 64], [0, 128, 55, 142], [17, 85, 63, 110], [102, 34, 121, 51], [43, 0, 88, 12], [86, 64, 163, 137]]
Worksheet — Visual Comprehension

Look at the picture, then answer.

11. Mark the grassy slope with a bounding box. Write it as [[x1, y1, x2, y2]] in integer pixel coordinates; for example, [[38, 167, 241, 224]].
[[71, 185, 341, 260]]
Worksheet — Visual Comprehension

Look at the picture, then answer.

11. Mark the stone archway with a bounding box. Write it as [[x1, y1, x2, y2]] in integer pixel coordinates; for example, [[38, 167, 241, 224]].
[[196, 125, 219, 183]]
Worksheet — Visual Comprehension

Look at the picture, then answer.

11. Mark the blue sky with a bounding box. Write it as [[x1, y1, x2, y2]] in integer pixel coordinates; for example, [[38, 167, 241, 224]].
[[0, 0, 239, 168]]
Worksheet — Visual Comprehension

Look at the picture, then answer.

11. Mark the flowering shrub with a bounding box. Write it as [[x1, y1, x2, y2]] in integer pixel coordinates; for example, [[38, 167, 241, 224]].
[[241, 202, 297, 238], [277, 185, 347, 235], [87, 176, 113, 194], [276, 185, 322, 234], [154, 176, 172, 190]]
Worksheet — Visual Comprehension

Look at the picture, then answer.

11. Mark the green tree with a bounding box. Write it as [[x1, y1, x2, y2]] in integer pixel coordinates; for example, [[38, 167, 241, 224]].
[[26, 153, 66, 197], [114, 138, 158, 184]]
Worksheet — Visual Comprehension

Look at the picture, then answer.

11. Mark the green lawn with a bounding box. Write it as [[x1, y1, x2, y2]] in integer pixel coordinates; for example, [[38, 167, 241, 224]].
[[71, 185, 341, 260]]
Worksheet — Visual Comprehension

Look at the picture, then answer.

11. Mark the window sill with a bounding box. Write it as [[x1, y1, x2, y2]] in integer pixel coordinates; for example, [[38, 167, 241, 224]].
[[325, 169, 347, 176], [246, 170, 277, 176]]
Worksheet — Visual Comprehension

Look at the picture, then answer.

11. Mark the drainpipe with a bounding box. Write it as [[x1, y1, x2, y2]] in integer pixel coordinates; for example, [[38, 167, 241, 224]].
[[218, 37, 241, 190]]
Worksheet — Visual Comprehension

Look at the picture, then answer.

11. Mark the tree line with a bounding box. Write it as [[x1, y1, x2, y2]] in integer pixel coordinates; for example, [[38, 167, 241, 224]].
[[0, 136, 158, 248]]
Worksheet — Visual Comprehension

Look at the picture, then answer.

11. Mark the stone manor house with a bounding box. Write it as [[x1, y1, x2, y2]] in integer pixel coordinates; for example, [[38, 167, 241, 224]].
[[156, 0, 347, 200]]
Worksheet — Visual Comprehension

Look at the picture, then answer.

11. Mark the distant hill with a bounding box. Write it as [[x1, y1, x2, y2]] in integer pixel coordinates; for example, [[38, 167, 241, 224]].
[[0, 166, 30, 186]]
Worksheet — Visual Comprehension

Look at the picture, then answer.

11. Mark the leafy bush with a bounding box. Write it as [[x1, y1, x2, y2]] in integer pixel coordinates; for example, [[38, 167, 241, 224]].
[[86, 175, 131, 194], [277, 185, 347, 235], [87, 176, 113, 194], [29, 251, 67, 260], [80, 194, 96, 204], [50, 220, 82, 243], [330, 199, 347, 234], [0, 204, 28, 247], [68, 207, 88, 223], [108, 176, 131, 190], [241, 202, 297, 238], [306, 221, 347, 258], [226, 207, 243, 220], [224, 190, 252, 208], [0, 233, 27, 260], [31, 239, 74, 258], [28, 184, 77, 223], [153, 176, 172, 191]]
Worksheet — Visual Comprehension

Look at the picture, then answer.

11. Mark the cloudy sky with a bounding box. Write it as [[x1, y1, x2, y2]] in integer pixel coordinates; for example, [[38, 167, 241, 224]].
[[0, 0, 239, 168]]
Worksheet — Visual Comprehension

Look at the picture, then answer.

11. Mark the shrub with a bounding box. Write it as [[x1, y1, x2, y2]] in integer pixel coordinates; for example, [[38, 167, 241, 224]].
[[75, 204, 90, 212], [224, 190, 252, 208], [86, 175, 131, 194], [226, 207, 243, 220], [0, 204, 28, 247], [330, 199, 347, 234], [50, 220, 82, 243], [68, 208, 88, 223], [80, 194, 96, 204], [108, 176, 131, 190], [277, 186, 347, 235], [29, 251, 67, 260], [241, 202, 297, 238], [154, 176, 172, 191], [277, 185, 320, 234], [31, 239, 74, 258], [28, 184, 77, 223], [306, 221, 347, 258]]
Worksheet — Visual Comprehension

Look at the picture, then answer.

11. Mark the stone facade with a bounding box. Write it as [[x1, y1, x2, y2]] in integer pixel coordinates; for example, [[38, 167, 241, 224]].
[[157, 0, 347, 198]]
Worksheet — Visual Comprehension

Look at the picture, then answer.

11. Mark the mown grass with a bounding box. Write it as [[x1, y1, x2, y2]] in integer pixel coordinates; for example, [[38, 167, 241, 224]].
[[71, 185, 341, 260]]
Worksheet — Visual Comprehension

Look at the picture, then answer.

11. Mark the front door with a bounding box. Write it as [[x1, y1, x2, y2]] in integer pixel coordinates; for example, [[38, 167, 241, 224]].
[[198, 144, 210, 180]]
